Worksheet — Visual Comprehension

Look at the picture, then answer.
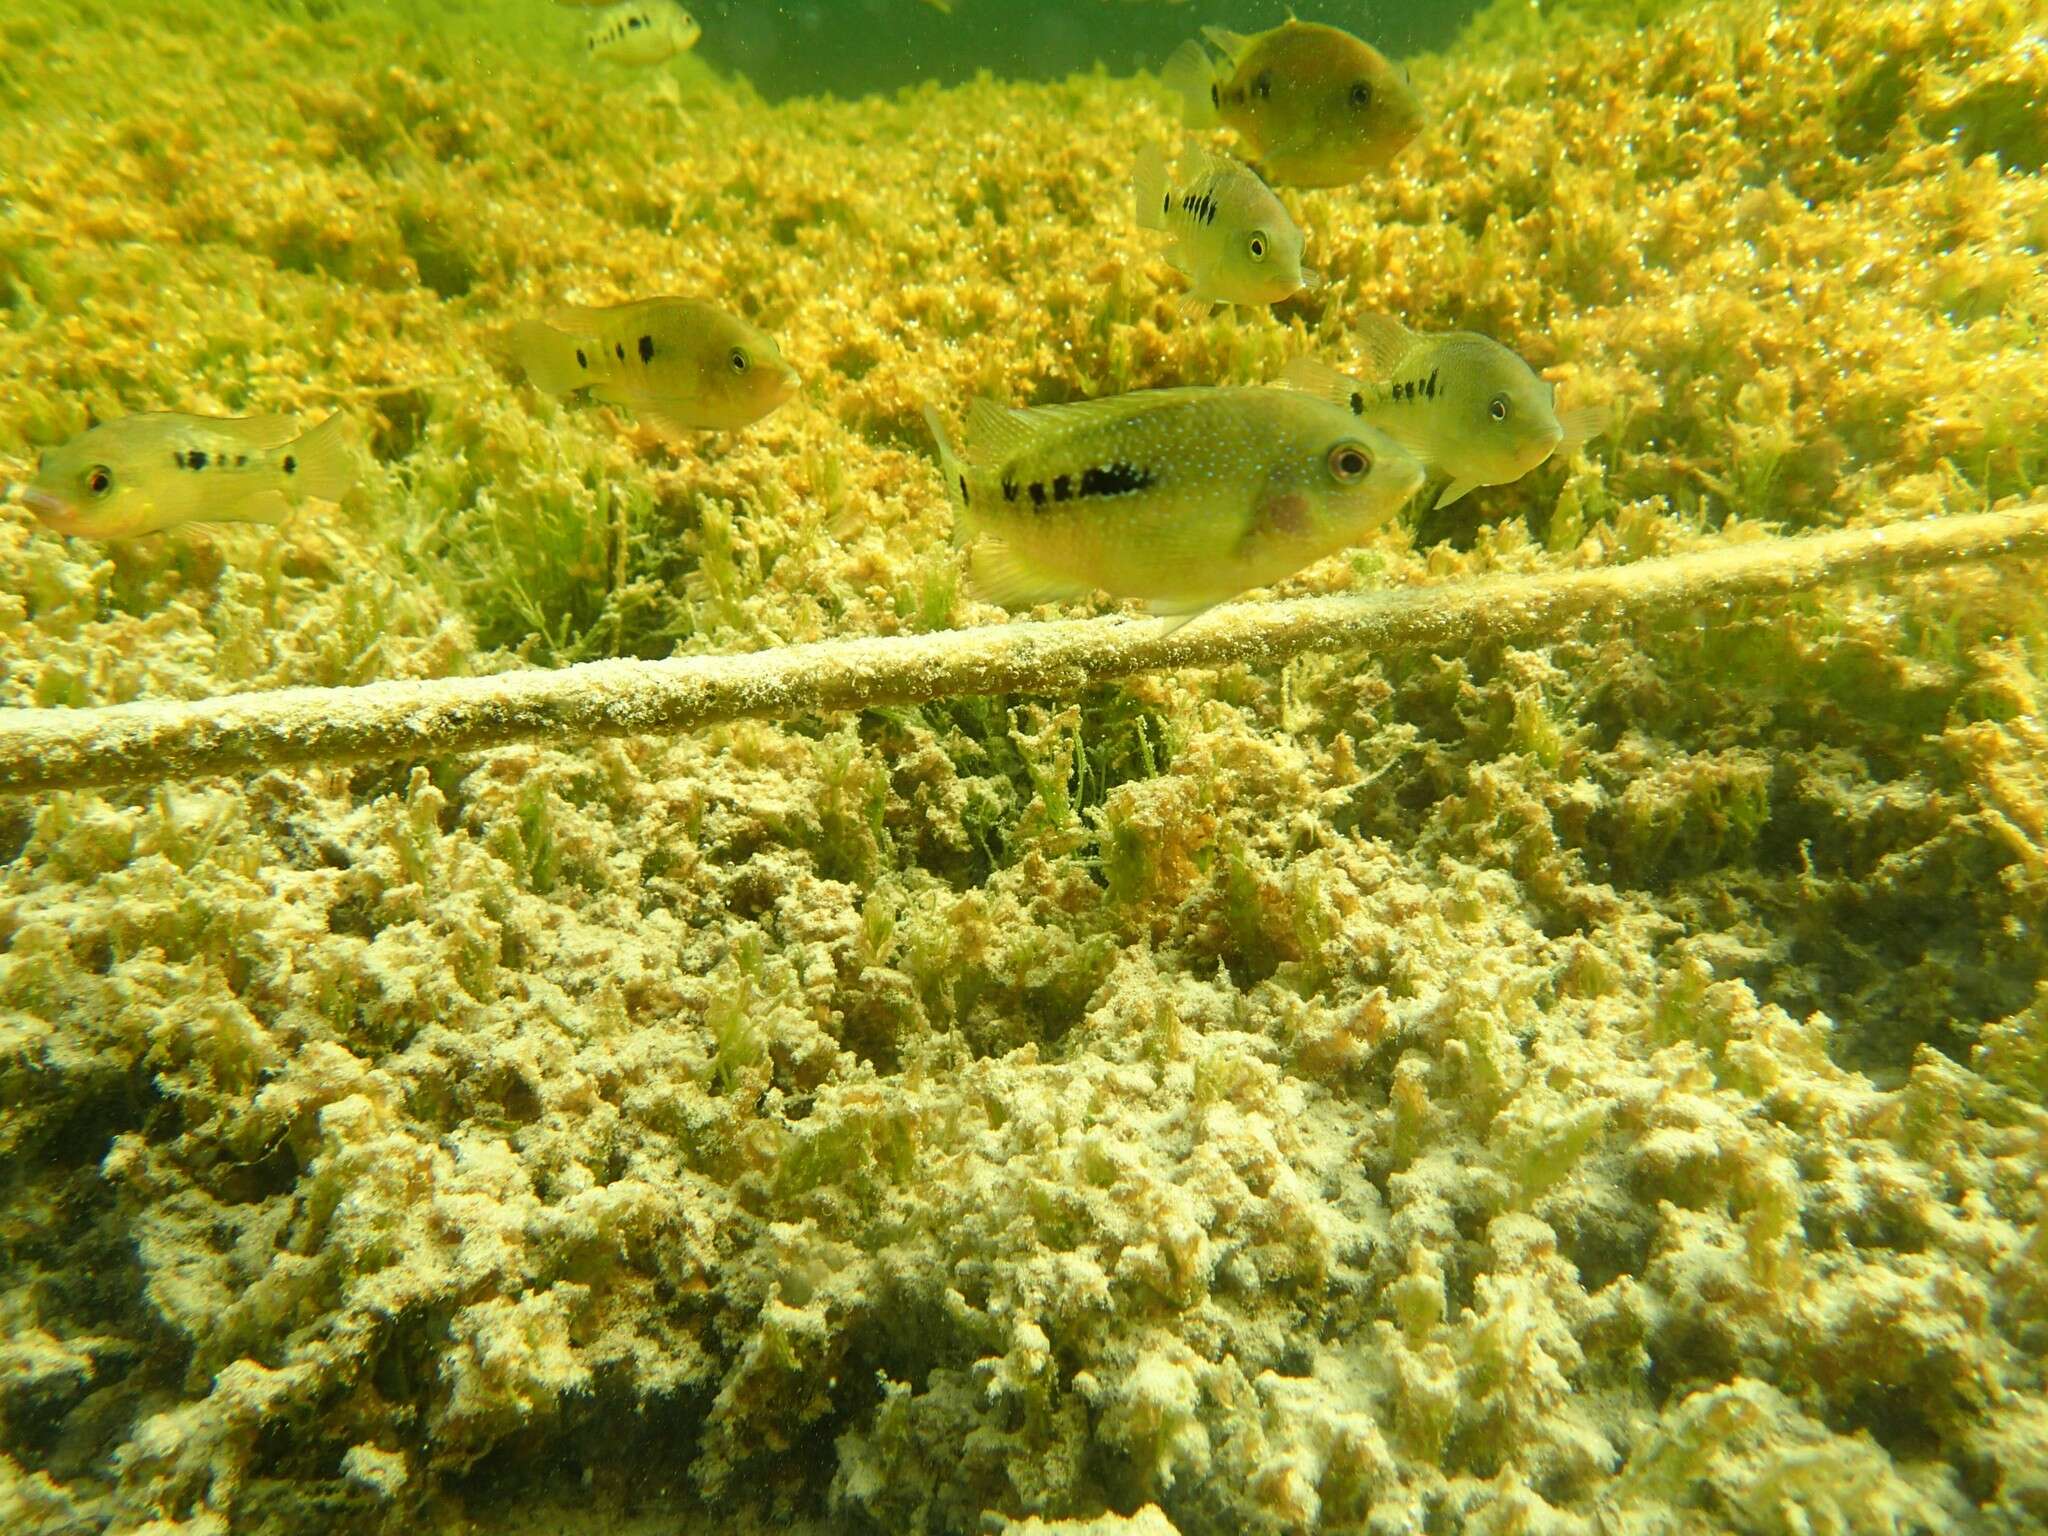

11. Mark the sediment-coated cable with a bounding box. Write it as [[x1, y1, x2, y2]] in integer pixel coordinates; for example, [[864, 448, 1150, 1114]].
[[2, 503, 2043, 795]]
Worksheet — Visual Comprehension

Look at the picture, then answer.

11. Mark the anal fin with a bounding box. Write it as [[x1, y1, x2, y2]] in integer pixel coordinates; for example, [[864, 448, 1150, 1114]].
[[967, 539, 1092, 611], [1146, 602, 1218, 638]]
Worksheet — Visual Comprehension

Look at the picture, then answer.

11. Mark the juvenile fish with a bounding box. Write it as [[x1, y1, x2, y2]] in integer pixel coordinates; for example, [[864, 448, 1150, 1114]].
[[585, 2, 700, 65], [1284, 317, 1610, 509], [20, 412, 358, 540], [1163, 20, 1424, 188], [924, 386, 1422, 617], [508, 297, 798, 435], [1133, 144, 1316, 309]]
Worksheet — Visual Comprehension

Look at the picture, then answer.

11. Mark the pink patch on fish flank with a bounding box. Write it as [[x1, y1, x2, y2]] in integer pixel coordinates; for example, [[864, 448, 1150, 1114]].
[[1254, 490, 1311, 538]]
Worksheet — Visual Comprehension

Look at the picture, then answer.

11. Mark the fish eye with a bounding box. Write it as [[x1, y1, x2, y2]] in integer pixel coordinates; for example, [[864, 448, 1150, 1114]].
[[86, 465, 113, 496], [729, 347, 750, 374], [1328, 443, 1372, 482], [1247, 232, 1269, 261], [1350, 81, 1373, 109], [1489, 395, 1510, 422]]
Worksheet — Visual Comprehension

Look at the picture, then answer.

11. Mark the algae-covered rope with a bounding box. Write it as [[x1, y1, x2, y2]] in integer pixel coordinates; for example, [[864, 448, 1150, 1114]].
[[2, 503, 2045, 796]]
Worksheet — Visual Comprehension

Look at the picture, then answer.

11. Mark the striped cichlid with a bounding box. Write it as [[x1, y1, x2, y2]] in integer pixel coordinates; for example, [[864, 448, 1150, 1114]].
[[18, 412, 358, 540], [584, 2, 699, 66], [1163, 21, 1424, 189], [1133, 142, 1316, 309], [925, 386, 1423, 618], [1284, 316, 1610, 508], [508, 297, 798, 435]]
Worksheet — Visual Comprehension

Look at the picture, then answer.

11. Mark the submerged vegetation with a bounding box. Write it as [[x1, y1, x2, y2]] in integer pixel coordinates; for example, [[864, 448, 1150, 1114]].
[[0, 0, 2044, 1533]]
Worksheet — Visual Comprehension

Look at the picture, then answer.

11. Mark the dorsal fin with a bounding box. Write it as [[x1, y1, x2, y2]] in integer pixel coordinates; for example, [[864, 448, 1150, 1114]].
[[1177, 138, 1266, 193], [1280, 357, 1371, 416], [962, 389, 1222, 463], [1201, 25, 1252, 63], [205, 415, 307, 451], [1353, 314, 1416, 379], [961, 399, 1045, 466]]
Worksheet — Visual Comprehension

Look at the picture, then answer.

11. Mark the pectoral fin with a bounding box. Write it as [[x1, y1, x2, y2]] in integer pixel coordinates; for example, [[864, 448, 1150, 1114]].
[[1434, 478, 1480, 510], [1557, 403, 1613, 450]]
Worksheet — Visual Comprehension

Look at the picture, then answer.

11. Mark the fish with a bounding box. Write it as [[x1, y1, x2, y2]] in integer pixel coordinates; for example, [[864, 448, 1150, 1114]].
[[1132, 143, 1317, 309], [924, 386, 1424, 617], [1161, 20, 1424, 188], [17, 412, 358, 540], [584, 2, 700, 66], [507, 297, 799, 435], [1282, 317, 1611, 509]]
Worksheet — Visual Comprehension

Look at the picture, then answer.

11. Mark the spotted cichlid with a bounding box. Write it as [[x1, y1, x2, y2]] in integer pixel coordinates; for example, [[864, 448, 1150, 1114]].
[[1133, 143, 1315, 309], [1163, 21, 1424, 189], [584, 2, 699, 66], [508, 298, 798, 435], [19, 412, 358, 540], [1283, 317, 1610, 509], [924, 386, 1423, 617]]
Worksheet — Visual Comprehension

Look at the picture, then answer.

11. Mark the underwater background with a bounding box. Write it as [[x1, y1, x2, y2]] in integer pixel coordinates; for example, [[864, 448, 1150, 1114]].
[[2, 0, 2046, 1533]]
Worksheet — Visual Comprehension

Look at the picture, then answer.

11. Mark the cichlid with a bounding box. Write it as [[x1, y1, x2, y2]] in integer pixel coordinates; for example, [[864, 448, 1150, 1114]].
[[20, 412, 358, 540], [585, 2, 699, 65], [1162, 21, 1424, 188], [1283, 317, 1610, 509], [508, 297, 798, 435], [1133, 143, 1316, 309], [925, 386, 1423, 617]]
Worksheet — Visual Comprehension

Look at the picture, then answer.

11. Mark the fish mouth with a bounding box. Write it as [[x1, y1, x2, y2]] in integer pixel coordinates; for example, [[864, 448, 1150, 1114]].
[[3, 484, 71, 522], [767, 365, 801, 407]]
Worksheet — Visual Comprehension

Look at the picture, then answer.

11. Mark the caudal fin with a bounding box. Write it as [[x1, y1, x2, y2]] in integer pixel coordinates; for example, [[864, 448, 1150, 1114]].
[[1160, 41, 1218, 128], [507, 319, 597, 399], [283, 413, 361, 505], [923, 404, 976, 545], [1135, 143, 1171, 232]]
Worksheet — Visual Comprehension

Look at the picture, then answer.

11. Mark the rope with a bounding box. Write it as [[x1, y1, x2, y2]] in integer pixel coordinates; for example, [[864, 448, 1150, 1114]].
[[3, 503, 2043, 795]]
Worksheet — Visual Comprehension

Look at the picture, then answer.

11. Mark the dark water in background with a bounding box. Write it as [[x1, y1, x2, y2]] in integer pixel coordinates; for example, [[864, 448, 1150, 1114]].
[[687, 1, 1487, 102]]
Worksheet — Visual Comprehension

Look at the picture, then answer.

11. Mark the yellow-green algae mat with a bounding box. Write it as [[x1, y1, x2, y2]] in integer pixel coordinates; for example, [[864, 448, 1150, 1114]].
[[7, 0, 2048, 1529], [0, 504, 2044, 794]]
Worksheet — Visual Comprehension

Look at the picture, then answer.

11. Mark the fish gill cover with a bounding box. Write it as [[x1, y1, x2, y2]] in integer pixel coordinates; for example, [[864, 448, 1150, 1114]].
[[0, 0, 2045, 1534]]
